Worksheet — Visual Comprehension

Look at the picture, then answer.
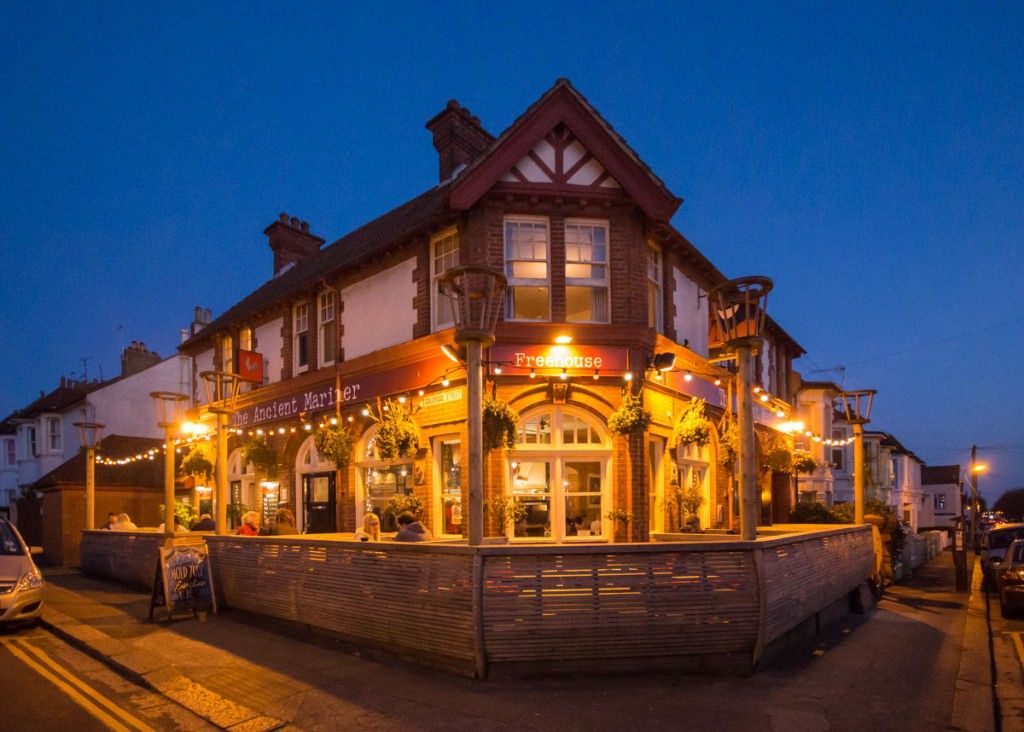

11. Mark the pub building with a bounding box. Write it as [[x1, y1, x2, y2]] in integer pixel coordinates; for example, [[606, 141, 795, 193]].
[[179, 79, 805, 540]]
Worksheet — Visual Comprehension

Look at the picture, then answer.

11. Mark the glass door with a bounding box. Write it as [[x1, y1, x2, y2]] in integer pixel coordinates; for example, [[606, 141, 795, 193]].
[[302, 472, 336, 533]]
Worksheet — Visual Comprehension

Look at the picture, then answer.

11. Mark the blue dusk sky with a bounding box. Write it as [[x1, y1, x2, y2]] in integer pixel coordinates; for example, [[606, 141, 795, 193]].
[[1, 3, 1021, 502]]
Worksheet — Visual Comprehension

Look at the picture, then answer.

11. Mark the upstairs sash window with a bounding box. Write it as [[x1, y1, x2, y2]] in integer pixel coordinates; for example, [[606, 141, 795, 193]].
[[647, 243, 664, 332], [564, 220, 609, 323], [293, 302, 310, 373], [505, 218, 550, 321], [431, 230, 459, 331], [318, 291, 336, 367]]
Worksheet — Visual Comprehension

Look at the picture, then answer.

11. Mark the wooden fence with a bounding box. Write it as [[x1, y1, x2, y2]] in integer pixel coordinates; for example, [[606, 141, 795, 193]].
[[80, 525, 873, 678]]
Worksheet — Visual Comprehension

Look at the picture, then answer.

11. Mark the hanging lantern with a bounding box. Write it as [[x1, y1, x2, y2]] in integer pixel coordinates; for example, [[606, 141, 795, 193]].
[[708, 276, 773, 348], [438, 265, 508, 345], [837, 389, 876, 425]]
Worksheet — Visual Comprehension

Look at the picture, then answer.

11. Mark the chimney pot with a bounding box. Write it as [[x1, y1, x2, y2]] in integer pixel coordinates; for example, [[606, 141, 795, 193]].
[[279, 212, 288, 222], [265, 214, 324, 275], [301, 221, 309, 232], [194, 306, 202, 322], [204, 308, 212, 323], [290, 217, 300, 228]]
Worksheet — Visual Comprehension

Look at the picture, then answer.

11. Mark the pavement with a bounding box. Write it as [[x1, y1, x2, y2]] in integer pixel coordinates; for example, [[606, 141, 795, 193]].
[[35, 551, 1023, 731]]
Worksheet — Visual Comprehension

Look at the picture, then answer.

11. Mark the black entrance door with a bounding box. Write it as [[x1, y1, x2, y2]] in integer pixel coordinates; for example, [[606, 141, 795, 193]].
[[302, 472, 337, 533]]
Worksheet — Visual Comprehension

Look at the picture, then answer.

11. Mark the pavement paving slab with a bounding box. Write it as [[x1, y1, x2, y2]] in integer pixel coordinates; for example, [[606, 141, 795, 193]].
[[37, 551, 1009, 732]]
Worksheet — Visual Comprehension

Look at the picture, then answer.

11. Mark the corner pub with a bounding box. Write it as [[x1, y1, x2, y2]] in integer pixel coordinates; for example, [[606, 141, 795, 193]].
[[178, 78, 804, 540]]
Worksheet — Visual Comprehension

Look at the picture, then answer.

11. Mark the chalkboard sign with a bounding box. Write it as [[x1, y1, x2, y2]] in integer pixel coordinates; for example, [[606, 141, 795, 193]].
[[149, 542, 217, 620]]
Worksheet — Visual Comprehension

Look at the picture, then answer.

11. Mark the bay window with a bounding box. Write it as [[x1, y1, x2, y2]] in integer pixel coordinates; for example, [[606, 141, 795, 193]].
[[504, 218, 550, 321], [564, 220, 609, 323]]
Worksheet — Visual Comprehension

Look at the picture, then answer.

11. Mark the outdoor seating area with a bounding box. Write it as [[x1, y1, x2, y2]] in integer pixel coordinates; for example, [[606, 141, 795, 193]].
[[79, 524, 873, 678]]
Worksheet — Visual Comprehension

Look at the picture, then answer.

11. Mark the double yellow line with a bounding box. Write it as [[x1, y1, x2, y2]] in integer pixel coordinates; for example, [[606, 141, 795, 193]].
[[0, 635, 156, 732]]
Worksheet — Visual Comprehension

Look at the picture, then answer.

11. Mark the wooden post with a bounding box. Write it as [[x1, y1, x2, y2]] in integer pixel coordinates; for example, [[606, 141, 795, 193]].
[[853, 422, 865, 524], [216, 413, 229, 536], [737, 344, 757, 541], [467, 340, 483, 546]]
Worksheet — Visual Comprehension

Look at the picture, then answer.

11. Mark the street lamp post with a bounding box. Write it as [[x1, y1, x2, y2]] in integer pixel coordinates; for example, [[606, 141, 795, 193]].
[[709, 276, 773, 541], [149, 392, 189, 545], [73, 421, 105, 530], [200, 371, 244, 536], [837, 390, 876, 525], [968, 454, 986, 551], [439, 265, 507, 546]]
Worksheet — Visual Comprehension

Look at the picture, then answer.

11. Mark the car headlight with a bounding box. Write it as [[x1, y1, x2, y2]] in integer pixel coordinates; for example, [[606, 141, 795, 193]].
[[15, 569, 43, 592]]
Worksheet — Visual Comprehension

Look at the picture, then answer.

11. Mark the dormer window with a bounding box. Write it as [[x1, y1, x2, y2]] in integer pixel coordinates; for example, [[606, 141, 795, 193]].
[[318, 291, 336, 368], [293, 302, 310, 374]]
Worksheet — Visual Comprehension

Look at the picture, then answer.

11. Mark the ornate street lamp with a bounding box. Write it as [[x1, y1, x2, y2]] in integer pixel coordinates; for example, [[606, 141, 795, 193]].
[[73, 421, 105, 530], [200, 371, 244, 536], [439, 265, 507, 546], [149, 392, 189, 544], [837, 389, 876, 525], [709, 276, 773, 541]]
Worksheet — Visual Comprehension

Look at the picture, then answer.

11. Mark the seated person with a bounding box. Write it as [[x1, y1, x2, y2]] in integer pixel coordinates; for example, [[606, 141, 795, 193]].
[[191, 513, 216, 531], [394, 512, 432, 542], [355, 513, 381, 542]]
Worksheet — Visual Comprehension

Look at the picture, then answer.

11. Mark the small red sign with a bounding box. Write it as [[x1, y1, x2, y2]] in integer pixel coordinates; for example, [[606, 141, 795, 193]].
[[238, 350, 264, 383]]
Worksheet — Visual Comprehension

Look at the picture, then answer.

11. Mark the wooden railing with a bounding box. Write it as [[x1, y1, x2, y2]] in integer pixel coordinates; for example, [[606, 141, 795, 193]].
[[80, 525, 874, 677], [79, 530, 165, 591]]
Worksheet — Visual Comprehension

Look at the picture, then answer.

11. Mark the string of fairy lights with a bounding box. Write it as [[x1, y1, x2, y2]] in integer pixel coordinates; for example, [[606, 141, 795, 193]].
[[93, 356, 852, 466]]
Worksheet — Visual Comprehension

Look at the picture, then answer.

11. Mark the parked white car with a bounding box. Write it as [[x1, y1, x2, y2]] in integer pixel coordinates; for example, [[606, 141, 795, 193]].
[[0, 517, 45, 626]]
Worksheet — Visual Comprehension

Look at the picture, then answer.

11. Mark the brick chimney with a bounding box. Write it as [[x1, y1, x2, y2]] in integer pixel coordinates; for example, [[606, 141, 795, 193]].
[[425, 100, 494, 182], [265, 213, 325, 276], [121, 341, 161, 377]]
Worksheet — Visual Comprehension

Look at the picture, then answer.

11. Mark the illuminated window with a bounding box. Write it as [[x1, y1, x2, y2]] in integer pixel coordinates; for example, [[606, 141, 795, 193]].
[[504, 218, 550, 321], [318, 291, 336, 368], [934, 493, 946, 510], [647, 244, 663, 331], [221, 334, 234, 375], [564, 220, 609, 323], [239, 326, 253, 353], [431, 229, 459, 331], [293, 302, 309, 373]]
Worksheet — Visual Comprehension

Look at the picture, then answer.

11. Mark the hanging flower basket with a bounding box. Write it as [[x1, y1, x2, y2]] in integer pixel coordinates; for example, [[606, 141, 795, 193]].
[[766, 447, 793, 473], [314, 424, 355, 468], [180, 444, 213, 481], [792, 449, 818, 475], [607, 392, 651, 436], [672, 399, 711, 448], [718, 420, 738, 468], [482, 395, 519, 451], [373, 399, 419, 461], [243, 437, 277, 477]]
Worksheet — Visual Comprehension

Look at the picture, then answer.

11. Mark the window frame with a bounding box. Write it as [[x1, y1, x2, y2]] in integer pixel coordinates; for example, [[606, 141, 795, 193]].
[[646, 243, 664, 332], [563, 218, 610, 324], [47, 417, 61, 452], [293, 302, 310, 374], [430, 228, 460, 332], [504, 216, 551, 322], [5, 437, 16, 466], [221, 334, 234, 375], [317, 290, 336, 368]]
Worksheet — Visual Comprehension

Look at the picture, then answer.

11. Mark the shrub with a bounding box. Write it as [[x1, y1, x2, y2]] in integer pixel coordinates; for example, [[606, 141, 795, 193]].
[[789, 502, 842, 524]]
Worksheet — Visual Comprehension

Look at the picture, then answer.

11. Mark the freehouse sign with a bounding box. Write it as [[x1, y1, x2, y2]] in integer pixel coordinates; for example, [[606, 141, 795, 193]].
[[488, 344, 629, 375]]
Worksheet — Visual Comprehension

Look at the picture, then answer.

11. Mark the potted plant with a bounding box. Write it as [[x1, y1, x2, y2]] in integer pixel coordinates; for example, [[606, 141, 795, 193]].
[[485, 496, 528, 539], [604, 508, 633, 539], [159, 500, 197, 529], [314, 424, 355, 468], [671, 399, 711, 448], [607, 392, 651, 436], [671, 482, 705, 532], [180, 444, 213, 482], [482, 395, 519, 451], [372, 399, 419, 460]]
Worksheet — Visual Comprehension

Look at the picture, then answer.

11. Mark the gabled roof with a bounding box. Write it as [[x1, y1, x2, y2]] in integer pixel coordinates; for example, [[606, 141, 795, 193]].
[[449, 79, 682, 222], [922, 464, 961, 486], [800, 380, 843, 393], [10, 381, 102, 421], [33, 435, 167, 489], [181, 184, 451, 350]]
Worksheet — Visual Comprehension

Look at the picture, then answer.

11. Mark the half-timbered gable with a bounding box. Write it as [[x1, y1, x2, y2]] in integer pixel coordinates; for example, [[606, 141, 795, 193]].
[[499, 124, 622, 190]]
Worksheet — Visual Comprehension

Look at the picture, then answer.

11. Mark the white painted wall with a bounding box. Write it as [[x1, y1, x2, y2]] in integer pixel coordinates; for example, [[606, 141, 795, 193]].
[[194, 349, 214, 405], [671, 269, 708, 356], [341, 258, 417, 360], [84, 355, 192, 439], [255, 318, 284, 384]]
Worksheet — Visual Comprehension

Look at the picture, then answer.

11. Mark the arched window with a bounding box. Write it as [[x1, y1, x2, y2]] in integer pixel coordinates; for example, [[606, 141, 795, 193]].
[[354, 425, 415, 532], [508, 406, 611, 541]]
